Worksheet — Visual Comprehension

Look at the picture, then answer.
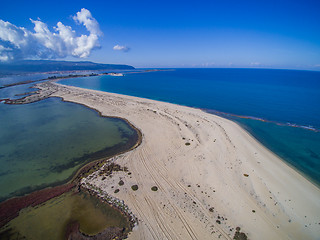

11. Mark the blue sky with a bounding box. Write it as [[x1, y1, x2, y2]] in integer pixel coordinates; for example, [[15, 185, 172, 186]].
[[1, 0, 320, 69]]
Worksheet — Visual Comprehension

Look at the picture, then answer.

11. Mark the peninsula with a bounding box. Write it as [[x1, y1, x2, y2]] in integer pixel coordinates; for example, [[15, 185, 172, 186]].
[[31, 81, 320, 240]]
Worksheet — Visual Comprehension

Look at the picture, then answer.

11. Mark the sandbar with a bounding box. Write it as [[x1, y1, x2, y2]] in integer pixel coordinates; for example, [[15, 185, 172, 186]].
[[37, 81, 320, 240]]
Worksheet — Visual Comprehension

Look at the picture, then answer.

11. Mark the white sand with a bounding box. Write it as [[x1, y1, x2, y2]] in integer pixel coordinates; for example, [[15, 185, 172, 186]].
[[39, 82, 320, 240]]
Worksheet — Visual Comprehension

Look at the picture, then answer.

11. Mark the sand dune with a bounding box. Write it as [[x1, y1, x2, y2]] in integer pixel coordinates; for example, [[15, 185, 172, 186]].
[[38, 82, 320, 240]]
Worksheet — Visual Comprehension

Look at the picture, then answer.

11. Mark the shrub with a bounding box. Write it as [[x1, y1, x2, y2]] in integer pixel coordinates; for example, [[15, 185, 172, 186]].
[[151, 186, 158, 191], [131, 185, 138, 191]]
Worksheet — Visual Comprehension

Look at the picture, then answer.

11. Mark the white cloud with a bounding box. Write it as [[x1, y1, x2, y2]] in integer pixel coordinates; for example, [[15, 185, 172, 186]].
[[73, 8, 102, 36], [113, 44, 130, 52], [0, 8, 102, 61]]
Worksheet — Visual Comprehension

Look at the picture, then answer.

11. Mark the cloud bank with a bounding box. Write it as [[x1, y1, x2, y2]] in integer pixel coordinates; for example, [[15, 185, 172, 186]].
[[0, 8, 102, 61], [113, 45, 130, 52]]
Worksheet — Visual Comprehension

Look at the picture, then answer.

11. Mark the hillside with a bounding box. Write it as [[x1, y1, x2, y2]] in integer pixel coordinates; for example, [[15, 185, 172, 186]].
[[0, 60, 135, 75]]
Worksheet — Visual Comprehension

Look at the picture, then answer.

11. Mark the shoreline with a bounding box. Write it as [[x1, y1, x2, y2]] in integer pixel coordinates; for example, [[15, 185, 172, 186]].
[[0, 111, 141, 203], [0, 88, 143, 239], [53, 81, 320, 189], [233, 119, 320, 189], [34, 82, 320, 239], [1, 80, 320, 239]]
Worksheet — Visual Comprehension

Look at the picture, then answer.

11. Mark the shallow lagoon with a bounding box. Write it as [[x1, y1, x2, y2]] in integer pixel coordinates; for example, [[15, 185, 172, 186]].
[[0, 191, 131, 240], [0, 97, 135, 201]]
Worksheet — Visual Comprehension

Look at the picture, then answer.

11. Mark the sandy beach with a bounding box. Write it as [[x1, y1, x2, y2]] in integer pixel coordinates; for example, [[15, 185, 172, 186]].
[[37, 81, 320, 240]]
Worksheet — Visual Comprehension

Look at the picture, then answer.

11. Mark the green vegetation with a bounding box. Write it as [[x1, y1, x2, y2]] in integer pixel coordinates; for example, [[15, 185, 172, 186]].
[[151, 186, 158, 191], [131, 185, 138, 191], [233, 227, 248, 240]]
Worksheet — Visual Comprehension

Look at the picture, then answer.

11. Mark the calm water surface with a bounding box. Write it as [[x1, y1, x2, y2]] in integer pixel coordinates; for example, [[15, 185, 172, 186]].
[[0, 191, 130, 240], [0, 87, 135, 201]]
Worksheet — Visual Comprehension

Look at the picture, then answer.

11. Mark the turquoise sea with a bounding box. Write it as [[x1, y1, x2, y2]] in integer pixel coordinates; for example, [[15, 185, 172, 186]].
[[0, 76, 137, 201], [59, 68, 320, 185]]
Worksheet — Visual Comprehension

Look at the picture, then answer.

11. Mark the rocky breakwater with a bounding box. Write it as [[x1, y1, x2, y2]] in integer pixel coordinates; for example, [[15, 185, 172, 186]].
[[81, 158, 138, 230]]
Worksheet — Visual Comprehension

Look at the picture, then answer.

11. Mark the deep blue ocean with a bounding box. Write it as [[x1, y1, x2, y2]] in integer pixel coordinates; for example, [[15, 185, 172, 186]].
[[59, 68, 320, 185]]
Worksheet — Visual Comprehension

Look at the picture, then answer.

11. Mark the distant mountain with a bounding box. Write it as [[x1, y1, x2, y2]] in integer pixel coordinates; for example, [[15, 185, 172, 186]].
[[0, 60, 135, 75]]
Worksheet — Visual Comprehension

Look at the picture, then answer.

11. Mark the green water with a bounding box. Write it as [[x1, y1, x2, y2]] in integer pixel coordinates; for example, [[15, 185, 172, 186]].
[[235, 118, 320, 186], [0, 191, 131, 240], [0, 97, 135, 201]]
